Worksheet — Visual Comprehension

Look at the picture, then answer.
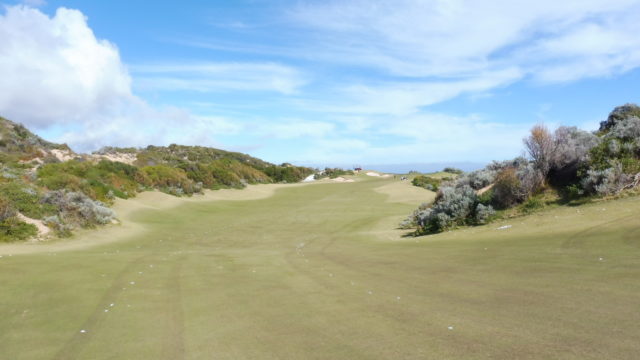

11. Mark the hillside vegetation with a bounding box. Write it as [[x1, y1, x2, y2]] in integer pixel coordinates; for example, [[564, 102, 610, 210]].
[[405, 103, 640, 235], [0, 116, 313, 242]]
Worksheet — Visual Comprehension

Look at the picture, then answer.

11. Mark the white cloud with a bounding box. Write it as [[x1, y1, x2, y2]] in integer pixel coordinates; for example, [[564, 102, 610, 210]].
[[332, 69, 522, 116], [254, 119, 335, 139], [0, 6, 247, 153], [290, 0, 640, 82], [133, 63, 307, 94], [0, 6, 132, 127]]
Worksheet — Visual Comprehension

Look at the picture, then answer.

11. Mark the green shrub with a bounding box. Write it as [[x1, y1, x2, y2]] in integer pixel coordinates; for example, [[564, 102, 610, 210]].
[[521, 196, 544, 214], [0, 217, 38, 242], [314, 168, 354, 180], [0, 182, 56, 219], [411, 175, 441, 191]]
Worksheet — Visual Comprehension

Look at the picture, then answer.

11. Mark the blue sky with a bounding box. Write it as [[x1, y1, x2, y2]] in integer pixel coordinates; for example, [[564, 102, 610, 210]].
[[1, 0, 640, 170]]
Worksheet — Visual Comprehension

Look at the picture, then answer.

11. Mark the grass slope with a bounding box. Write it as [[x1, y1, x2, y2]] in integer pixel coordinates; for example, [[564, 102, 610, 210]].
[[1, 175, 639, 359]]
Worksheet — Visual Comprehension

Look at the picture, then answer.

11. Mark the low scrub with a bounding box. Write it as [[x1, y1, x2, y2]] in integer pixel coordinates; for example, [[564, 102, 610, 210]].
[[411, 175, 441, 191]]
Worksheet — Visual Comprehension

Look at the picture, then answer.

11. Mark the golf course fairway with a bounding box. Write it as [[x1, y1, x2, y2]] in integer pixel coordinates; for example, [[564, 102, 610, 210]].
[[1, 174, 640, 359]]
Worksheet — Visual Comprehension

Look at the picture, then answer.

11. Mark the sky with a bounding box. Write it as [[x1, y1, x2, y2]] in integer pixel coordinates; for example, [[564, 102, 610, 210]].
[[1, 0, 640, 171]]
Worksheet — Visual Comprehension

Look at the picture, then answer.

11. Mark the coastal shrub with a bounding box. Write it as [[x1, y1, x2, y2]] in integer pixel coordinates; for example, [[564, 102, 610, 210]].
[[443, 167, 464, 175], [491, 168, 522, 208], [0, 217, 38, 242], [38, 160, 140, 202], [456, 169, 496, 190], [411, 175, 441, 191], [606, 116, 640, 141], [474, 203, 495, 224], [138, 165, 199, 195], [264, 164, 314, 183], [0, 195, 16, 221], [42, 215, 73, 237], [551, 126, 600, 171], [0, 182, 55, 219], [599, 103, 640, 132], [314, 168, 354, 180], [42, 190, 116, 227], [414, 186, 479, 233], [521, 196, 544, 214], [581, 162, 630, 195]]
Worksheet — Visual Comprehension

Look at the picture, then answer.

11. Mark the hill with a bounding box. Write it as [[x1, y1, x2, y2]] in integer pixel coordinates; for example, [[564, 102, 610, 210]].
[[0, 116, 313, 242]]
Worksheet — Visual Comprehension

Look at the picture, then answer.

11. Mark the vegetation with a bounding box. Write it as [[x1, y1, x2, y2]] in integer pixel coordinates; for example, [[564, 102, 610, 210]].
[[314, 167, 354, 179], [0, 116, 314, 241], [405, 103, 640, 235], [411, 175, 442, 191]]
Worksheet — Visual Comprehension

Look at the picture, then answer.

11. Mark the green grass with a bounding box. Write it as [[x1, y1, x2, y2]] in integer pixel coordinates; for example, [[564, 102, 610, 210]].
[[1, 175, 640, 359]]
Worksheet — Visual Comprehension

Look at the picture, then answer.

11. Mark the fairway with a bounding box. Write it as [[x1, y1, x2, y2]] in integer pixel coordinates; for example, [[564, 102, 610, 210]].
[[1, 175, 640, 359]]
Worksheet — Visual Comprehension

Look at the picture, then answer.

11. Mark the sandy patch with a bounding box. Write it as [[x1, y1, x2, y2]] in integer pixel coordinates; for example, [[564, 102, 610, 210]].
[[92, 152, 137, 165], [477, 183, 494, 195], [50, 149, 75, 162], [332, 177, 355, 183], [16, 213, 51, 239], [366, 172, 381, 177], [0, 183, 311, 255], [303, 174, 316, 182]]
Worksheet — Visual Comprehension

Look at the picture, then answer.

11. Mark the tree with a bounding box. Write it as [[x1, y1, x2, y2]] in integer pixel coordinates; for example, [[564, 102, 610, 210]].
[[524, 124, 555, 178]]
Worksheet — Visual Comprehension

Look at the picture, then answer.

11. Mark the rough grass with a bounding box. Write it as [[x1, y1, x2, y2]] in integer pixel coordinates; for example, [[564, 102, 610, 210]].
[[1, 175, 639, 359]]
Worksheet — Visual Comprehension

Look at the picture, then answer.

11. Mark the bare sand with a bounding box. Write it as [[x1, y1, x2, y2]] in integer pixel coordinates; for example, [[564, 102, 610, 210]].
[[0, 183, 308, 255]]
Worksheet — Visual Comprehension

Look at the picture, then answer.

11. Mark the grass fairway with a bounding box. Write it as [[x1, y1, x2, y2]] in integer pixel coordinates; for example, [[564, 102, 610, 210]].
[[1, 175, 640, 359]]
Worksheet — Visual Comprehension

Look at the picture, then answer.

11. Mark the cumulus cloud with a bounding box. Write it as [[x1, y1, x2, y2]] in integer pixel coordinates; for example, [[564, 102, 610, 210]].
[[0, 6, 132, 128]]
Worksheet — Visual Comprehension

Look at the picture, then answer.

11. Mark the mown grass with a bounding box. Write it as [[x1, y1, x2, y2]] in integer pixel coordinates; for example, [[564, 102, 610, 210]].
[[1, 175, 639, 359]]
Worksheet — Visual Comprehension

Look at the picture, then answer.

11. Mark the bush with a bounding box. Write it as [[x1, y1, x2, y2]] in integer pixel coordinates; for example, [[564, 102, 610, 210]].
[[138, 165, 199, 195], [411, 175, 441, 191], [0, 195, 16, 221], [581, 162, 631, 195], [443, 167, 464, 174], [551, 126, 600, 172], [42, 190, 117, 227], [599, 103, 640, 132], [474, 203, 495, 224], [492, 168, 522, 208], [456, 169, 496, 190], [413, 186, 481, 233], [0, 182, 55, 219], [314, 168, 354, 180], [0, 217, 38, 242]]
